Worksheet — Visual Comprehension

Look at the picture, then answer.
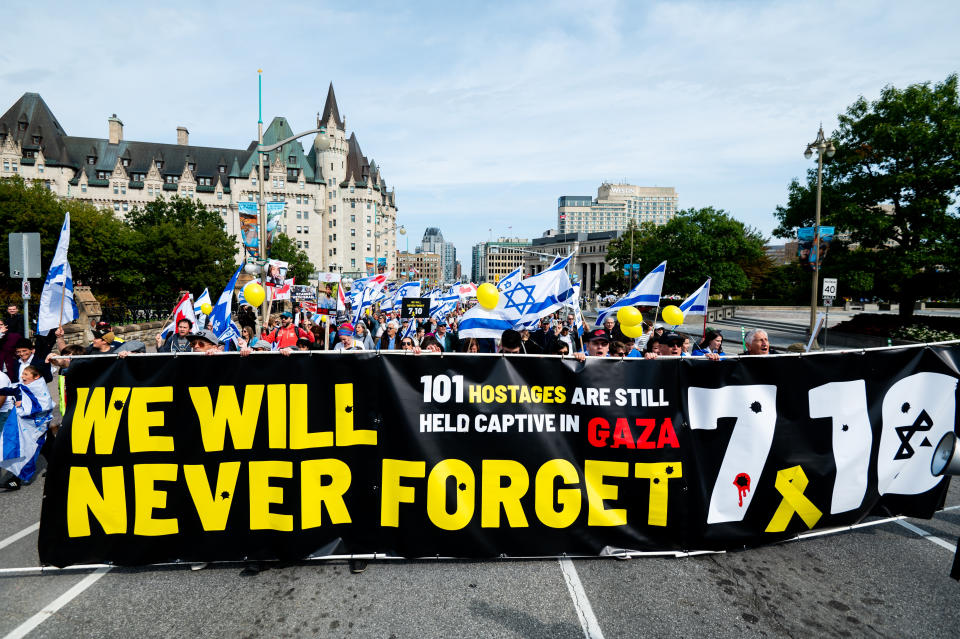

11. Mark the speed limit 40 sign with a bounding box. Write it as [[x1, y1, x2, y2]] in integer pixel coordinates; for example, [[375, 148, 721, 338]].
[[822, 278, 838, 300]]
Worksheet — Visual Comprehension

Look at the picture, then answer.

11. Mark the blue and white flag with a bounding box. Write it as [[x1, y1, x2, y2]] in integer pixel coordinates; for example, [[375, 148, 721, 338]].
[[594, 261, 666, 327], [38, 212, 79, 335], [497, 266, 522, 292], [193, 288, 211, 326], [207, 264, 243, 340], [0, 410, 42, 482], [568, 283, 585, 338], [459, 254, 576, 338], [448, 281, 461, 296], [220, 319, 244, 351], [430, 294, 459, 321], [679, 279, 711, 316], [351, 273, 388, 325], [388, 282, 421, 310]]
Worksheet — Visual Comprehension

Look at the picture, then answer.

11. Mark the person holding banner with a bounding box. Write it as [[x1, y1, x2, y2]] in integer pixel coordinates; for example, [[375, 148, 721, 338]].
[[744, 329, 774, 355], [156, 318, 194, 353], [693, 330, 725, 357], [263, 312, 314, 349]]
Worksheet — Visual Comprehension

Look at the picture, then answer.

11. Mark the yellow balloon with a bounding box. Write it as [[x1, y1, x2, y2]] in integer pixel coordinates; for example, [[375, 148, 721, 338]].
[[477, 282, 499, 310], [616, 306, 643, 327], [662, 305, 684, 326], [621, 322, 646, 338], [200, 302, 213, 315], [245, 282, 265, 307]]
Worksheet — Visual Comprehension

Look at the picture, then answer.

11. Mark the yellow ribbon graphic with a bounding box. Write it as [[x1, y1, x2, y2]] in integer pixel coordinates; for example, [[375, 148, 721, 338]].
[[765, 465, 822, 533]]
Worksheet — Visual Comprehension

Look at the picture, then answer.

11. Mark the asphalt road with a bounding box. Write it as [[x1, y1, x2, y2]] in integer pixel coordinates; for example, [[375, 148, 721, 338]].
[[1, 470, 958, 638]]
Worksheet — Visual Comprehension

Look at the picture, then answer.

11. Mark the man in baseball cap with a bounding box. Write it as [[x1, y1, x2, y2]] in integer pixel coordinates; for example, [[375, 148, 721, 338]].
[[657, 331, 685, 357], [186, 329, 224, 353], [582, 328, 611, 357]]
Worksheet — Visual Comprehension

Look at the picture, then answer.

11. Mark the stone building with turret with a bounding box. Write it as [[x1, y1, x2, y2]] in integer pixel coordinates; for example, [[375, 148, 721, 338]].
[[0, 85, 398, 279]]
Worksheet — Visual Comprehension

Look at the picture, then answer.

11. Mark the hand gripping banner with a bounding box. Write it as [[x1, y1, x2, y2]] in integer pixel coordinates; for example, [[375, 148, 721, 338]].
[[38, 344, 958, 567]]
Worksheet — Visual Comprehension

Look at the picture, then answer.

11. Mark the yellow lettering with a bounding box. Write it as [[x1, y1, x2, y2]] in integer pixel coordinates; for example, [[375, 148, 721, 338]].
[[426, 459, 475, 531], [634, 462, 682, 527], [335, 383, 376, 446], [481, 460, 529, 528], [67, 466, 127, 537], [290, 384, 332, 449], [267, 384, 287, 448], [128, 387, 174, 453], [133, 463, 179, 536], [584, 459, 628, 526], [189, 385, 264, 452], [183, 462, 241, 531], [301, 459, 352, 528], [381, 459, 425, 527], [72, 387, 130, 454], [249, 460, 293, 531], [535, 459, 581, 528]]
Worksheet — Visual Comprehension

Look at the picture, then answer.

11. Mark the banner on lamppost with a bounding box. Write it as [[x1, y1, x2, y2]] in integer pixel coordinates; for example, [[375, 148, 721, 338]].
[[797, 226, 836, 270]]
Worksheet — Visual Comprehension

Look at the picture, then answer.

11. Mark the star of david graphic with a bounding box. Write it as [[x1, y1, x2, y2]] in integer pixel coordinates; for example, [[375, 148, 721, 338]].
[[894, 409, 933, 460], [502, 282, 537, 315]]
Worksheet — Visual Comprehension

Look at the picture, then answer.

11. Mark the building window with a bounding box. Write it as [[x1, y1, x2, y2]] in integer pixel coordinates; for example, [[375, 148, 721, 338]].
[[121, 185, 126, 194], [122, 158, 130, 167], [303, 210, 309, 219], [114, 203, 120, 211], [248, 194, 254, 201], [156, 161, 163, 170], [113, 185, 119, 194], [252, 177, 257, 186], [288, 155, 295, 164], [279, 179, 284, 188], [366, 230, 371, 238], [297, 241, 302, 249], [296, 211, 302, 219], [366, 216, 371, 223], [122, 203, 128, 212], [188, 163, 195, 172], [366, 244, 371, 251], [351, 242, 356, 251], [351, 259, 356, 267], [303, 241, 309, 249], [350, 228, 356, 237], [331, 205, 336, 212], [350, 214, 355, 222], [38, 164, 44, 173], [81, 184, 87, 193], [351, 201, 356, 208], [87, 156, 95, 165], [297, 226, 302, 234], [32, 135, 41, 145], [299, 181, 304, 190], [366, 202, 371, 209], [218, 165, 225, 173], [350, 186, 355, 193]]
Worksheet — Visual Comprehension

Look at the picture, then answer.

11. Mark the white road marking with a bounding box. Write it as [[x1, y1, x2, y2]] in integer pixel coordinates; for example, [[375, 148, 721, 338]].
[[0, 522, 39, 551], [2, 567, 111, 639], [895, 519, 957, 553], [558, 558, 604, 639]]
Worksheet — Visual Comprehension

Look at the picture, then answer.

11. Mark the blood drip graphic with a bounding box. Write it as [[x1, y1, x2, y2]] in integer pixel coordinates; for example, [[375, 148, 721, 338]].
[[734, 473, 751, 507]]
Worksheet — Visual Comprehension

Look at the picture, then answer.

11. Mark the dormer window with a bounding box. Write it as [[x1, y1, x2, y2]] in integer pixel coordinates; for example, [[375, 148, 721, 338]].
[[218, 164, 225, 173], [156, 161, 163, 170], [18, 121, 27, 131], [288, 155, 296, 164], [87, 156, 96, 165], [32, 136, 41, 145], [188, 163, 195, 171], [121, 158, 130, 167]]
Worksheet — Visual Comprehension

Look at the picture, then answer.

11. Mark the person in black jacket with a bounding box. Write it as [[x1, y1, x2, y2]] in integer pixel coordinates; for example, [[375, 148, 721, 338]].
[[12, 338, 53, 383]]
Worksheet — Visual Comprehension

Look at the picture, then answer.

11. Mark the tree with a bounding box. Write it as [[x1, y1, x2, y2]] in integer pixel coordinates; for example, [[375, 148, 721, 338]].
[[0, 177, 141, 299], [774, 74, 960, 319], [126, 196, 237, 301], [268, 234, 316, 284], [605, 208, 769, 297]]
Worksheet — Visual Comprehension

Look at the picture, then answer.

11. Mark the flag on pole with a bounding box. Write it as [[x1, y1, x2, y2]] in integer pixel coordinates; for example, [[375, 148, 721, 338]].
[[430, 294, 459, 320], [38, 212, 79, 335], [193, 288, 211, 326], [497, 266, 522, 292], [337, 282, 347, 312], [351, 272, 389, 325], [678, 279, 711, 316], [459, 254, 576, 338], [594, 261, 666, 327], [208, 264, 243, 340], [160, 293, 199, 338], [568, 282, 585, 339]]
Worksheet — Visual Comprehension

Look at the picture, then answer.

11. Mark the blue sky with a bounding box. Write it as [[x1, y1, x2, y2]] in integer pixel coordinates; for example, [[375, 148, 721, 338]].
[[2, 1, 958, 274]]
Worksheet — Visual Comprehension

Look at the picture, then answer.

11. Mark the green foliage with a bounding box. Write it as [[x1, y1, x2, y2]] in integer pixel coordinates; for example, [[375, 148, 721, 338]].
[[0, 179, 237, 303], [268, 233, 316, 284], [593, 271, 625, 298], [605, 209, 769, 297], [126, 196, 237, 301], [774, 74, 960, 319]]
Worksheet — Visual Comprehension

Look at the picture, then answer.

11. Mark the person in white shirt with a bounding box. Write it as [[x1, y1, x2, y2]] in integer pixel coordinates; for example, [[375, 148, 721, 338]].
[[333, 323, 365, 351]]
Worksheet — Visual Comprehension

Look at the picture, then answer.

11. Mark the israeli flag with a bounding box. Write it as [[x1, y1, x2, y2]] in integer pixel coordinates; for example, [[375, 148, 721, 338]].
[[569, 283, 585, 338], [679, 279, 711, 316], [497, 266, 522, 292], [390, 282, 422, 310], [207, 264, 243, 340], [595, 261, 666, 327], [193, 288, 211, 326], [38, 212, 79, 335], [430, 294, 459, 321], [0, 410, 43, 482], [351, 276, 388, 325], [459, 254, 575, 338], [448, 281, 461, 296]]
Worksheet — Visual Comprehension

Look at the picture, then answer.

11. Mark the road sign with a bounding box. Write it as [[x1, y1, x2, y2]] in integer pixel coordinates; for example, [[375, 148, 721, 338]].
[[401, 298, 427, 319], [822, 278, 838, 299], [9, 233, 41, 278], [22, 280, 30, 297]]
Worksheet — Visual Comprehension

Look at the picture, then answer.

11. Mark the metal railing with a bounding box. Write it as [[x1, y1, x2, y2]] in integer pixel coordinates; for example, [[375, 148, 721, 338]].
[[99, 300, 170, 326]]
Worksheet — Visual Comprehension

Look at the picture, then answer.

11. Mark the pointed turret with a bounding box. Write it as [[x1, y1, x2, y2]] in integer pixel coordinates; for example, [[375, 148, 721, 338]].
[[319, 83, 344, 130]]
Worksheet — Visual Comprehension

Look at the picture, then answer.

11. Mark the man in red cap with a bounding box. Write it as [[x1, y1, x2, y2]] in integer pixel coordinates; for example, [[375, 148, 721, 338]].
[[582, 328, 611, 357]]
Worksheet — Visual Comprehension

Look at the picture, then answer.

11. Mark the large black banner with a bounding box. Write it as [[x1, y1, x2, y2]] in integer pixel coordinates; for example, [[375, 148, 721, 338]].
[[39, 345, 959, 567]]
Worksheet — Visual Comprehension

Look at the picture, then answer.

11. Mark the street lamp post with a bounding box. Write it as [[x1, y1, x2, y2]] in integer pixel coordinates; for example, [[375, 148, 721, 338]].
[[804, 125, 837, 336], [374, 223, 405, 277]]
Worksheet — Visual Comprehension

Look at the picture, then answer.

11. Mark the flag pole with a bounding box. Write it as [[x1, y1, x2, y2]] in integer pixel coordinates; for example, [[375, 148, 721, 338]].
[[57, 282, 66, 329]]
